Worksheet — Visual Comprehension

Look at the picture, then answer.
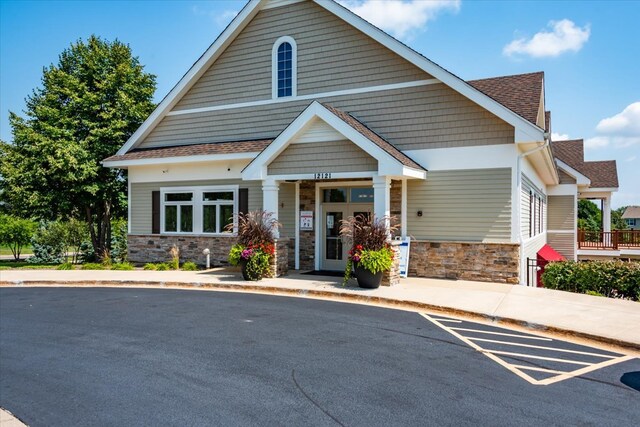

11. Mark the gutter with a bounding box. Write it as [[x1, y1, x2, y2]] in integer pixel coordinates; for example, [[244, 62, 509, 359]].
[[515, 132, 550, 284]]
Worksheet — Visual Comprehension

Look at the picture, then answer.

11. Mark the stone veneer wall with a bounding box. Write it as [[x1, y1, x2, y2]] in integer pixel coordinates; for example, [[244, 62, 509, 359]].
[[298, 181, 317, 271], [128, 234, 288, 277], [409, 241, 520, 284], [381, 242, 401, 286], [128, 234, 236, 266]]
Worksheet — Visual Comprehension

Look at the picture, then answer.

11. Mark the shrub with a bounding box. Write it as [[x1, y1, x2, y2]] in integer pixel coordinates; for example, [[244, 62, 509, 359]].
[[57, 262, 73, 270], [169, 245, 180, 270], [110, 218, 128, 263], [155, 262, 170, 271], [28, 221, 66, 264], [112, 262, 134, 271], [181, 261, 198, 271], [143, 263, 157, 271], [0, 215, 36, 260], [62, 218, 89, 264], [78, 241, 96, 264], [81, 263, 106, 270], [541, 261, 640, 301]]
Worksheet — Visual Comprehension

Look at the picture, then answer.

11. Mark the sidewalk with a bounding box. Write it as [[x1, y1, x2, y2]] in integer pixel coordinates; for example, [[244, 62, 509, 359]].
[[0, 408, 27, 426], [1, 268, 639, 349]]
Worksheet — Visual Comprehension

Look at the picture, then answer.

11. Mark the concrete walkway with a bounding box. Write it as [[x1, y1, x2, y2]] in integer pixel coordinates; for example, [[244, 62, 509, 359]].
[[0, 408, 27, 426], [1, 268, 638, 349]]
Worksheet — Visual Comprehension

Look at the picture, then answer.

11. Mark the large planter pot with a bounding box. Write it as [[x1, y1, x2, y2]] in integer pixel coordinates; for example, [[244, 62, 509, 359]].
[[239, 258, 261, 281], [354, 264, 383, 289]]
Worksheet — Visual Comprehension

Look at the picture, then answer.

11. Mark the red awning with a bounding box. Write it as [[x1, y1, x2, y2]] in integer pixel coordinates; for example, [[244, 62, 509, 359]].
[[537, 244, 565, 262]]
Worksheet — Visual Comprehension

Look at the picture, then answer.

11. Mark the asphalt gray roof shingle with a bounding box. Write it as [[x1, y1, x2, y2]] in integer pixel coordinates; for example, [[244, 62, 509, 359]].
[[468, 72, 544, 126], [551, 139, 618, 188], [103, 140, 272, 163]]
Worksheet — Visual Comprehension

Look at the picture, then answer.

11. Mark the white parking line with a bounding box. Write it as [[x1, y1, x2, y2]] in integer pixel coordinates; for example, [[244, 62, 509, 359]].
[[469, 337, 618, 358], [420, 313, 636, 386], [486, 350, 593, 366], [450, 327, 553, 341]]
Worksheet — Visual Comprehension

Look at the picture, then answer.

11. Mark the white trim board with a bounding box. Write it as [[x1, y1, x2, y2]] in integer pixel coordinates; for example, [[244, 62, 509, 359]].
[[103, 152, 259, 168], [555, 160, 591, 185], [166, 79, 440, 117], [116, 0, 545, 156]]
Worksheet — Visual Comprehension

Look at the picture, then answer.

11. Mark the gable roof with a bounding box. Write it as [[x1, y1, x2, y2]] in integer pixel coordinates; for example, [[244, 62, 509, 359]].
[[320, 103, 423, 170], [622, 206, 640, 219], [103, 140, 270, 167], [551, 139, 618, 188], [242, 101, 426, 180], [115, 0, 546, 156], [468, 72, 544, 126]]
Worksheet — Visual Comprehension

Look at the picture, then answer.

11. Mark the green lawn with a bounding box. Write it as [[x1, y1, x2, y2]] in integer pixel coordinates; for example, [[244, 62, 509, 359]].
[[0, 244, 33, 257], [0, 260, 60, 270]]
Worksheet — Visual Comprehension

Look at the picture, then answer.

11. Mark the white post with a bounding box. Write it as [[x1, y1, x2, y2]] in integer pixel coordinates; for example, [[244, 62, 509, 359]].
[[373, 175, 391, 233], [263, 178, 280, 238], [602, 196, 611, 233], [294, 181, 300, 270], [401, 179, 408, 239]]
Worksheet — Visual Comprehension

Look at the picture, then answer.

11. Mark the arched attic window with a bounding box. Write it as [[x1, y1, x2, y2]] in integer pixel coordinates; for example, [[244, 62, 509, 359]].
[[272, 36, 297, 98]]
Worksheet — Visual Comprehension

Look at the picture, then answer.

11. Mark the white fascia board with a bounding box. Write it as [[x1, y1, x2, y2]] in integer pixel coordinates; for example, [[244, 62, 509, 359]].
[[579, 187, 618, 194], [556, 159, 591, 185], [315, 0, 546, 143], [547, 184, 578, 196], [115, 0, 264, 156], [103, 152, 259, 168], [242, 101, 416, 180]]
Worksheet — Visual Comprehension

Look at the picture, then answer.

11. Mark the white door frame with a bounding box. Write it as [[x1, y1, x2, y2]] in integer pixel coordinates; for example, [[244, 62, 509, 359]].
[[314, 180, 373, 271]]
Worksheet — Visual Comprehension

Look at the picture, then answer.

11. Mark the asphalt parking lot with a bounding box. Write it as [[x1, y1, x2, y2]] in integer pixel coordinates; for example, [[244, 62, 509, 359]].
[[1, 287, 638, 426]]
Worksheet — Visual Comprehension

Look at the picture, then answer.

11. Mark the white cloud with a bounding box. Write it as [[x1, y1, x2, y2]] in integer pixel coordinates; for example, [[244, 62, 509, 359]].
[[551, 132, 570, 141], [626, 155, 637, 162], [587, 102, 640, 149], [503, 19, 590, 58], [339, 0, 461, 40], [192, 5, 238, 28]]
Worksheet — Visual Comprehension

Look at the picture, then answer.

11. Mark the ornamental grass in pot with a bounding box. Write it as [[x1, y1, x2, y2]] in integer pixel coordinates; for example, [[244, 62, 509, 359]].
[[340, 214, 398, 288], [227, 210, 279, 281]]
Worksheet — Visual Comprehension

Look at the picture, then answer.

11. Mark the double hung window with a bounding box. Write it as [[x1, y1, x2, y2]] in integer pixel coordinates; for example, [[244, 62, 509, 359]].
[[161, 186, 238, 235]]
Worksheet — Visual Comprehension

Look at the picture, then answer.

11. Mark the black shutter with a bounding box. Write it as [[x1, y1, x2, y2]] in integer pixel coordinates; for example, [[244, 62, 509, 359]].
[[239, 188, 249, 215], [152, 191, 160, 234]]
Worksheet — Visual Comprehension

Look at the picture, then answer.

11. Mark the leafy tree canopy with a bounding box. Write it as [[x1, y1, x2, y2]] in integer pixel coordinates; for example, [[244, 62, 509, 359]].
[[0, 35, 156, 257]]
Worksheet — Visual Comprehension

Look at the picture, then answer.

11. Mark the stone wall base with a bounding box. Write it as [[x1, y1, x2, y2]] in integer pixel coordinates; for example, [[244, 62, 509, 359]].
[[409, 241, 520, 284]]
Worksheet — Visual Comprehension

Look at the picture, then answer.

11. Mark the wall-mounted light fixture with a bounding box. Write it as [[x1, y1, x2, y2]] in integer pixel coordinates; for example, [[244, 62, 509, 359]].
[[417, 210, 423, 217]]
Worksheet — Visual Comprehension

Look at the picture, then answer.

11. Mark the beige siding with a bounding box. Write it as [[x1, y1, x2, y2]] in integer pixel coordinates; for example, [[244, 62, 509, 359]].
[[548, 195, 575, 231], [268, 140, 377, 175], [279, 183, 296, 239], [142, 83, 514, 151], [406, 168, 512, 242], [520, 174, 546, 238], [548, 233, 574, 260], [130, 179, 262, 234], [173, 1, 429, 111], [558, 169, 576, 184]]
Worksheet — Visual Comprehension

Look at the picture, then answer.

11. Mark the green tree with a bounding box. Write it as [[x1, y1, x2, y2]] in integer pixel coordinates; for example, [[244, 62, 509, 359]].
[[0, 215, 37, 260], [612, 206, 628, 231], [578, 200, 602, 231], [0, 36, 155, 259]]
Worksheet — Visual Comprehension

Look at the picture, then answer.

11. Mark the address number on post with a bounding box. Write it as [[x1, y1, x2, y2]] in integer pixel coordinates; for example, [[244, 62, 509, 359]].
[[314, 172, 332, 179]]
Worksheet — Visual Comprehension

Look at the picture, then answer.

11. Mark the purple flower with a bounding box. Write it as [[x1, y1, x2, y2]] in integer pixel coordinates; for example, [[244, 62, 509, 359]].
[[352, 255, 360, 262], [241, 248, 254, 259]]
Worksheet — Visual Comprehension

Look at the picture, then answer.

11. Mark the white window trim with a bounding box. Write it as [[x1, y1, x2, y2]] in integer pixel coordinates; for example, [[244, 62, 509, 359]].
[[160, 185, 239, 236], [272, 36, 297, 99]]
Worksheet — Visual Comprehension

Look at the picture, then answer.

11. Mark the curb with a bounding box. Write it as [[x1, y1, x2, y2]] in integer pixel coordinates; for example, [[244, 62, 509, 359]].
[[2, 279, 638, 352]]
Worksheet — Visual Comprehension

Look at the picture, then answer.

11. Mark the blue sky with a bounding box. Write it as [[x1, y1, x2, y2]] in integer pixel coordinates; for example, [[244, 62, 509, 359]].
[[1, 0, 638, 208]]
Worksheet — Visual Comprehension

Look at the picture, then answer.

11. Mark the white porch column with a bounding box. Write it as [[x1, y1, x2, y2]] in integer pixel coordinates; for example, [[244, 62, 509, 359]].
[[262, 178, 280, 238], [373, 175, 391, 231], [401, 179, 408, 238], [603, 196, 612, 233]]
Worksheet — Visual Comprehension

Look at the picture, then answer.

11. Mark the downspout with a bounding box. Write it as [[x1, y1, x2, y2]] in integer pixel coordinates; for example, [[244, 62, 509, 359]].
[[515, 132, 550, 284]]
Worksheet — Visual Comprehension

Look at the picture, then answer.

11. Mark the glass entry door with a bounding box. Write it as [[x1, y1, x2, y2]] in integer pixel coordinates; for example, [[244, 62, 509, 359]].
[[321, 204, 373, 271]]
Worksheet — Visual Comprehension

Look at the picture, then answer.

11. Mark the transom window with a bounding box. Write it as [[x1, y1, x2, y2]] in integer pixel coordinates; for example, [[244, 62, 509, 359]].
[[272, 36, 297, 99], [161, 186, 238, 235]]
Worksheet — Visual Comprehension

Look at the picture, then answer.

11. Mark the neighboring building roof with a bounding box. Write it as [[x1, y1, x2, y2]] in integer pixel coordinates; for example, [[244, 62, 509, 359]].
[[103, 140, 272, 163], [321, 103, 425, 170], [551, 139, 618, 188], [622, 206, 640, 219], [468, 72, 544, 126], [545, 111, 551, 133]]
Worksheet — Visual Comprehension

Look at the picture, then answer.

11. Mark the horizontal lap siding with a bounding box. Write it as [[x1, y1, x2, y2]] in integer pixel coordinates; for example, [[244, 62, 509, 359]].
[[142, 84, 514, 151], [521, 175, 546, 238], [130, 180, 262, 234], [548, 195, 575, 230], [406, 168, 512, 242], [558, 169, 576, 184], [279, 183, 296, 239], [173, 1, 429, 111], [267, 140, 377, 175], [547, 233, 574, 260]]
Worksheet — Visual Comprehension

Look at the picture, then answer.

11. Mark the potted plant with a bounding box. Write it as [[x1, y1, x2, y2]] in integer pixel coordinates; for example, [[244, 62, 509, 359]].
[[340, 214, 398, 288], [227, 210, 279, 281]]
